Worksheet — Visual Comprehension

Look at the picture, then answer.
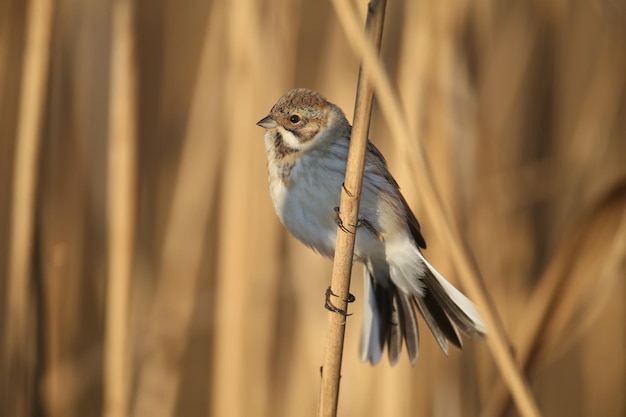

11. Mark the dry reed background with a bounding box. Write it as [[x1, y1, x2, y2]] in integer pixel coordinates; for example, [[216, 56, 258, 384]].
[[1, 0, 625, 416]]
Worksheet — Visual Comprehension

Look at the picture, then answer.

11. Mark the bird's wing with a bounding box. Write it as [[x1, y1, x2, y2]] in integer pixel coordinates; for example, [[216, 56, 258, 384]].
[[366, 141, 427, 249]]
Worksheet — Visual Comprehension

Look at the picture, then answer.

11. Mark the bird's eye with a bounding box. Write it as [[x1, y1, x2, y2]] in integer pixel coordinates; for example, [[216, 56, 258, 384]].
[[289, 114, 301, 124]]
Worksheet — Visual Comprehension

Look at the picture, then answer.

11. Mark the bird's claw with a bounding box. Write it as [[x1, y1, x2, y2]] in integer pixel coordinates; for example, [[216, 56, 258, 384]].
[[324, 286, 354, 316], [342, 182, 355, 198], [333, 207, 382, 241], [334, 206, 354, 234]]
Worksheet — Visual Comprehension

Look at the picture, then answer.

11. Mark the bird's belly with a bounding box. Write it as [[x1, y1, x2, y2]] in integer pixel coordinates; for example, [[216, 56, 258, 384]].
[[277, 176, 339, 258], [270, 172, 386, 262]]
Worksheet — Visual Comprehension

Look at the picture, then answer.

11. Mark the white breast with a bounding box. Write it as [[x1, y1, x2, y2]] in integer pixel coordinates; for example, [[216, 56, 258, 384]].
[[270, 148, 342, 258], [268, 141, 394, 265]]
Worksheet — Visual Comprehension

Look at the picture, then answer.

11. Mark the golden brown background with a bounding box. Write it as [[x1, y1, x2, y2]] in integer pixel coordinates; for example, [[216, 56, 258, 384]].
[[1, 0, 624, 416]]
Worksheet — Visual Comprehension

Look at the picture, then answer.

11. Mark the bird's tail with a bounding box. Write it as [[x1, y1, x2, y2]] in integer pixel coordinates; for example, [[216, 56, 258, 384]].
[[360, 254, 486, 365]]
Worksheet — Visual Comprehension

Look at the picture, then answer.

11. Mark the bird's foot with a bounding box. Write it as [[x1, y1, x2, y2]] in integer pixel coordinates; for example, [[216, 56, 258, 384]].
[[334, 206, 354, 234], [324, 286, 355, 316]]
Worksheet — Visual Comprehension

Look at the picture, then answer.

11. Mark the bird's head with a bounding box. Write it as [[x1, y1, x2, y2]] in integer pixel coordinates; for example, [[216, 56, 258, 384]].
[[257, 88, 349, 155]]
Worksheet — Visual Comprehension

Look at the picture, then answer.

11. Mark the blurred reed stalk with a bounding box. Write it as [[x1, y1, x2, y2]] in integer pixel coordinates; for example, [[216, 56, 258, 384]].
[[131, 1, 226, 415], [209, 0, 295, 416], [482, 187, 626, 417], [104, 0, 137, 416], [319, 1, 386, 416], [330, 1, 544, 417], [2, 0, 53, 415]]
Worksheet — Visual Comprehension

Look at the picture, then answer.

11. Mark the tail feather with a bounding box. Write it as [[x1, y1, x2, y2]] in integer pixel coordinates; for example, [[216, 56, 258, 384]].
[[397, 292, 419, 364], [361, 253, 486, 365], [387, 294, 403, 365], [360, 268, 384, 364], [419, 253, 487, 336], [414, 291, 462, 355], [361, 267, 421, 365]]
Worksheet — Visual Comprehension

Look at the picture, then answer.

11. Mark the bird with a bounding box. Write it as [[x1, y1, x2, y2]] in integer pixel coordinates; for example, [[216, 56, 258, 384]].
[[256, 88, 486, 365]]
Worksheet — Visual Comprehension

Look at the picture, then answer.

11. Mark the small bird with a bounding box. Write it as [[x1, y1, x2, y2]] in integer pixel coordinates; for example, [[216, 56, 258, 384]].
[[257, 88, 486, 365]]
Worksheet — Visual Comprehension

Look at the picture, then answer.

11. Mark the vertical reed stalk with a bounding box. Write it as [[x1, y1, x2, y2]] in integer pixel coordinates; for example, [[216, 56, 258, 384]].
[[104, 0, 137, 416], [3, 0, 53, 415], [132, 3, 225, 414], [318, 1, 387, 416]]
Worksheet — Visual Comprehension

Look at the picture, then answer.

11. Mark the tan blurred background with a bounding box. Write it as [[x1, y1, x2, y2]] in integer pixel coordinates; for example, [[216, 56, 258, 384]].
[[1, 0, 624, 416]]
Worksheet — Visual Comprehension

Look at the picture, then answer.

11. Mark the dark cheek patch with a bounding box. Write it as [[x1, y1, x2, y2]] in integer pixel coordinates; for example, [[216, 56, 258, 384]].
[[290, 123, 320, 144], [273, 131, 298, 158]]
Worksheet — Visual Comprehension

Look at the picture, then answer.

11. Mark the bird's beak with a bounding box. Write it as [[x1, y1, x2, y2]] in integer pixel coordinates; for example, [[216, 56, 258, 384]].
[[256, 115, 277, 129]]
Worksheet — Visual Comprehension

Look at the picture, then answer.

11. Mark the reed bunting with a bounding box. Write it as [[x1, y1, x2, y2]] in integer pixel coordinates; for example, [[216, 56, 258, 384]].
[[257, 88, 486, 365]]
